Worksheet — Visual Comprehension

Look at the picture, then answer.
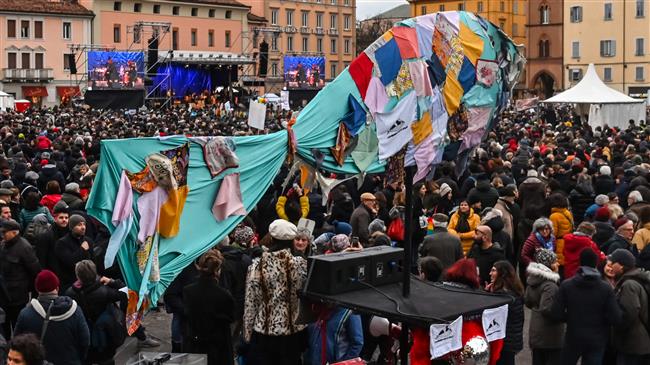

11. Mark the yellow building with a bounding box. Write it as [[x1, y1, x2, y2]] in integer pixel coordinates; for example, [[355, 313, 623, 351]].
[[564, 0, 650, 97], [408, 0, 526, 46]]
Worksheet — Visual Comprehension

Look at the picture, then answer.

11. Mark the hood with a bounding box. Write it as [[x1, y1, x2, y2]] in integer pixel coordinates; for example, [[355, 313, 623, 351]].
[[526, 262, 560, 286], [575, 266, 603, 286], [476, 180, 492, 192], [483, 215, 504, 234], [573, 182, 594, 196], [220, 244, 245, 260], [618, 268, 650, 289], [563, 233, 595, 256], [40, 165, 58, 176], [31, 296, 77, 321]]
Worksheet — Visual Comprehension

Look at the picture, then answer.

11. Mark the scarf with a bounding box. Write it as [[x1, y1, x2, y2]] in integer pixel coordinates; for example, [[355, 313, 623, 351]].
[[456, 211, 471, 233], [535, 231, 556, 251]]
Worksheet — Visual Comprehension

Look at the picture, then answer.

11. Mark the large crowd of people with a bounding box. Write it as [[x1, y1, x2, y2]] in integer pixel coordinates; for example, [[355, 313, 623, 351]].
[[0, 103, 649, 365]]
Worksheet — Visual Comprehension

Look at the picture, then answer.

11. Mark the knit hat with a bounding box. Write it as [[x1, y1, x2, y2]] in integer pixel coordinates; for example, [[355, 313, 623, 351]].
[[594, 206, 611, 222], [599, 165, 612, 176], [0, 188, 12, 196], [330, 234, 350, 252], [614, 217, 630, 230], [333, 221, 352, 236], [0, 180, 13, 189], [0, 219, 20, 232], [68, 214, 86, 229], [269, 219, 297, 240], [231, 225, 254, 246], [53, 200, 69, 215], [432, 213, 449, 228], [368, 219, 386, 234], [439, 183, 452, 198], [579, 248, 598, 268], [35, 270, 59, 293], [534, 248, 557, 269], [498, 185, 516, 198], [468, 194, 481, 205], [65, 182, 80, 193], [608, 248, 636, 269], [595, 194, 610, 206], [40, 152, 51, 160], [24, 171, 39, 181]]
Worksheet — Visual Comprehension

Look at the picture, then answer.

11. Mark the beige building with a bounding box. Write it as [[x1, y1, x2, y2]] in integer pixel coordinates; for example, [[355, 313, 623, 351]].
[[564, 0, 650, 97]]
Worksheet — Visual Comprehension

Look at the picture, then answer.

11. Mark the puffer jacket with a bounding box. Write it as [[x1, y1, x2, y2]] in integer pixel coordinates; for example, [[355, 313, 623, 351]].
[[549, 207, 573, 266], [243, 248, 307, 342], [467, 180, 499, 209], [525, 262, 564, 349], [563, 233, 605, 279], [613, 268, 650, 355], [448, 208, 480, 255], [632, 222, 650, 252], [0, 235, 41, 307]]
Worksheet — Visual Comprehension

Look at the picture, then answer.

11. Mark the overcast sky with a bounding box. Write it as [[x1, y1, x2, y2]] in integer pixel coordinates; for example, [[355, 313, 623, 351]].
[[356, 0, 408, 20]]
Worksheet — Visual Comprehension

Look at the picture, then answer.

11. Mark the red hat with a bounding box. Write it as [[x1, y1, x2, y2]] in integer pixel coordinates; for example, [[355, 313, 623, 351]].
[[614, 217, 630, 230], [594, 206, 611, 222], [40, 159, 49, 166], [35, 270, 59, 293]]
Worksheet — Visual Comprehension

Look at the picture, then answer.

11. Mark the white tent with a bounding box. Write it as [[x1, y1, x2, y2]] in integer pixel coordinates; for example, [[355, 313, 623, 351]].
[[542, 63, 646, 129], [0, 91, 13, 111], [262, 93, 281, 103]]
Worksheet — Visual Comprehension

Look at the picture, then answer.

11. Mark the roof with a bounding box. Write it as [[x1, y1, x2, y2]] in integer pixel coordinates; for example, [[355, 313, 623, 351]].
[[543, 64, 644, 104], [166, 0, 250, 9], [370, 4, 410, 20], [247, 13, 267, 23], [0, 0, 94, 16]]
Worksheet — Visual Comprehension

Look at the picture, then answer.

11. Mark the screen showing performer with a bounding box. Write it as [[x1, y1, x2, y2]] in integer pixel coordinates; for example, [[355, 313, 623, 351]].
[[283, 56, 325, 89], [88, 51, 145, 90]]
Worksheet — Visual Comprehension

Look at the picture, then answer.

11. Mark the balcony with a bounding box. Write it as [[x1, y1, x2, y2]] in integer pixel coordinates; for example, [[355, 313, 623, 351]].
[[300, 26, 311, 34], [3, 68, 53, 82], [328, 28, 339, 35], [313, 27, 325, 35], [284, 26, 297, 33]]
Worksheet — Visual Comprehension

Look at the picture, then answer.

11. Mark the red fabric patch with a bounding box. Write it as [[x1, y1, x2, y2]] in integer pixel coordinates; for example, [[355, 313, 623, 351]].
[[348, 52, 373, 99], [392, 26, 420, 60]]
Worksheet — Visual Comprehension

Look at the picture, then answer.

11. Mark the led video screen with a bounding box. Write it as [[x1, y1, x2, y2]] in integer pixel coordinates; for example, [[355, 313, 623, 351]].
[[88, 51, 145, 89], [283, 56, 325, 89]]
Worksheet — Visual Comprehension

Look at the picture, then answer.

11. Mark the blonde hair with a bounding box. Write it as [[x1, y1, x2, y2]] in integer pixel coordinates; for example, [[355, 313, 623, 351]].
[[195, 249, 224, 278]]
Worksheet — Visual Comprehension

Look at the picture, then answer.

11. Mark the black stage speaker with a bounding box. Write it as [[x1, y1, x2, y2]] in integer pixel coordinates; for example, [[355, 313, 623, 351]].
[[68, 54, 77, 74], [305, 246, 404, 295], [147, 36, 159, 77], [259, 40, 268, 77]]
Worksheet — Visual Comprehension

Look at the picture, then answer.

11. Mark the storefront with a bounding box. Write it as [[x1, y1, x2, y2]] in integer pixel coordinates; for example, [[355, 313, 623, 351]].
[[56, 86, 81, 105], [21, 86, 48, 108]]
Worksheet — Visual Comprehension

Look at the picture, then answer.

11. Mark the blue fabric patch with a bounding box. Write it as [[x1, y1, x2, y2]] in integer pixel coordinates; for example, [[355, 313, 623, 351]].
[[375, 38, 402, 85], [458, 57, 476, 93], [342, 94, 367, 137], [426, 55, 446, 86]]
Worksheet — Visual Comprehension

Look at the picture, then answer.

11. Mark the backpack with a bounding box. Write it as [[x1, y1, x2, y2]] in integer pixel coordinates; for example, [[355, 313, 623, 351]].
[[74, 286, 126, 352], [24, 221, 50, 245]]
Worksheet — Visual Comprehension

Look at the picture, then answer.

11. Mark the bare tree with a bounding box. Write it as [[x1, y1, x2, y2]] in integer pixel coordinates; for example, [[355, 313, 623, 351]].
[[356, 19, 394, 54]]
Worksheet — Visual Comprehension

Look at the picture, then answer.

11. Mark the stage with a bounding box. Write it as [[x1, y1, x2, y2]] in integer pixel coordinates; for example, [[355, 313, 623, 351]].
[[85, 89, 145, 110]]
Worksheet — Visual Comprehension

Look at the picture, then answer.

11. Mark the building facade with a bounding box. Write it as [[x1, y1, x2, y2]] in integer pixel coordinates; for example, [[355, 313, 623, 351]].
[[563, 0, 650, 97], [525, 0, 563, 98], [0, 1, 93, 106]]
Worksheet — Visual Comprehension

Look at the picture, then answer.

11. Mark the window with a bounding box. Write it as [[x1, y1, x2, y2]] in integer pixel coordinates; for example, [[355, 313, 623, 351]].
[[172, 6, 180, 15], [34, 21, 42, 39], [540, 5, 550, 24], [153, 4, 160, 13], [271, 9, 279, 25], [513, 1, 518, 14], [225, 10, 232, 19], [330, 38, 337, 53], [316, 37, 323, 52], [302, 11, 309, 26], [172, 28, 178, 50], [344, 38, 350, 53], [63, 22, 71, 40], [637, 38, 645, 55], [572, 41, 580, 58], [21, 53, 30, 69], [302, 37, 308, 52], [287, 9, 294, 26], [344, 0, 349, 5], [191, 29, 197, 46], [600, 40, 616, 57], [209, 9, 216, 17], [134, 3, 142, 12], [208, 30, 214, 47], [7, 53, 16, 69], [191, 8, 198, 16], [500, 1, 505, 11], [421, 5, 427, 14], [113, 24, 121, 42], [7, 20, 15, 38], [271, 36, 278, 50], [636, 66, 645, 80], [477, 2, 483, 12], [330, 14, 337, 28], [538, 39, 549, 58], [225, 31, 231, 47], [20, 20, 29, 38], [330, 0, 336, 5], [287, 35, 293, 51], [63, 53, 72, 70], [330, 63, 337, 78], [114, 1, 121, 11], [604, 67, 612, 82], [638, 0, 645, 17], [570, 6, 583, 22], [439, 4, 445, 11], [570, 69, 582, 82], [271, 63, 278, 76], [458, 3, 464, 10], [604, 3, 613, 20], [499, 20, 505, 29], [35, 53, 43, 69], [316, 13, 323, 28], [344, 15, 350, 30], [512, 23, 518, 36]]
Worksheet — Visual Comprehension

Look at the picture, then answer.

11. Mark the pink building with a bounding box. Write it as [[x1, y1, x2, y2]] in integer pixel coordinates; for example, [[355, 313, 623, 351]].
[[0, 0, 93, 107]]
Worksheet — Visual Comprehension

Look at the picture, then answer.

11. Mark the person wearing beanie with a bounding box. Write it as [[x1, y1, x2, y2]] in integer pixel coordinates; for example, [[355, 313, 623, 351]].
[[525, 249, 564, 365], [607, 249, 650, 361], [0, 219, 41, 335], [14, 270, 90, 365], [54, 214, 93, 291], [550, 247, 622, 365], [432, 182, 455, 216], [584, 194, 610, 222], [563, 222, 606, 279], [61, 182, 84, 211], [595, 165, 615, 196], [592, 206, 616, 248], [466, 176, 499, 210], [243, 219, 308, 364]]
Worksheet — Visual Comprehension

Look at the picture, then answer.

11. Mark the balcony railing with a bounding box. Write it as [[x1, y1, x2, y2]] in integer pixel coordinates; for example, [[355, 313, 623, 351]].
[[3, 68, 53, 81]]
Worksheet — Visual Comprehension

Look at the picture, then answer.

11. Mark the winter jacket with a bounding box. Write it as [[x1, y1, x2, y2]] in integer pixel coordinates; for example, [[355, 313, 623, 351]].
[[594, 175, 615, 196], [467, 180, 499, 209], [307, 307, 364, 365], [350, 204, 373, 245], [218, 245, 252, 319], [524, 262, 564, 349], [61, 192, 84, 211], [549, 207, 573, 265], [603, 233, 638, 256], [275, 195, 309, 224], [164, 262, 199, 315], [612, 268, 650, 355], [38, 165, 66, 194], [54, 233, 94, 291], [483, 215, 514, 265], [36, 136, 52, 151], [632, 222, 650, 252], [467, 242, 505, 285], [493, 198, 515, 243], [0, 235, 41, 307], [34, 224, 69, 271], [496, 290, 524, 354], [563, 233, 606, 279], [550, 266, 622, 347], [593, 221, 616, 248], [419, 227, 463, 269], [569, 184, 594, 225], [19, 206, 54, 231], [243, 248, 307, 341], [14, 295, 90, 365], [448, 208, 480, 255], [628, 201, 650, 221], [520, 233, 545, 268], [40, 194, 61, 215]]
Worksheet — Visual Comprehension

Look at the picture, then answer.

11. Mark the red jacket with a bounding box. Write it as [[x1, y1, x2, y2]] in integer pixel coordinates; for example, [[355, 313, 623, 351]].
[[36, 135, 52, 150], [40, 194, 61, 215], [563, 233, 606, 279]]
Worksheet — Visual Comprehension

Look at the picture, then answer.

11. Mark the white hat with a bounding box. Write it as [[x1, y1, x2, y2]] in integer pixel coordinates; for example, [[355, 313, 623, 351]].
[[599, 165, 611, 176], [269, 219, 298, 240], [439, 183, 452, 198]]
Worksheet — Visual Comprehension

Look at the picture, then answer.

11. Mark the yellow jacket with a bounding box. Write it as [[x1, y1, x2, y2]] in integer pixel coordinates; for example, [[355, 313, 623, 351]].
[[632, 222, 650, 251], [276, 195, 310, 224], [448, 208, 480, 255], [549, 207, 574, 265]]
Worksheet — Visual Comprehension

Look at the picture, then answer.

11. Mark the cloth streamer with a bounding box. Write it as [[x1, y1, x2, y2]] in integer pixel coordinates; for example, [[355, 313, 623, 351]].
[[348, 52, 374, 99], [212, 173, 247, 221]]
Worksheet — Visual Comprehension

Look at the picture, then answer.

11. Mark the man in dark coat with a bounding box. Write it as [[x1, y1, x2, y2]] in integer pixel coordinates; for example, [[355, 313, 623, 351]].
[[350, 193, 376, 246], [592, 207, 615, 248], [467, 177, 499, 209], [34, 201, 69, 271], [61, 183, 84, 211], [550, 248, 622, 364], [594, 165, 615, 196], [54, 214, 93, 291], [14, 270, 90, 365], [467, 225, 505, 285], [0, 219, 41, 335], [419, 213, 462, 269], [602, 217, 637, 255]]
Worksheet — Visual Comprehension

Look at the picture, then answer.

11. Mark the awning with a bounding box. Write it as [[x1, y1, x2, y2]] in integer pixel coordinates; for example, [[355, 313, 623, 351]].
[[22, 86, 48, 97], [56, 86, 80, 98]]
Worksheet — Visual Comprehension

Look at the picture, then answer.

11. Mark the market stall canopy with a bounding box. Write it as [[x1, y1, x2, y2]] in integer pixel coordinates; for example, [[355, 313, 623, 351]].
[[543, 63, 643, 104]]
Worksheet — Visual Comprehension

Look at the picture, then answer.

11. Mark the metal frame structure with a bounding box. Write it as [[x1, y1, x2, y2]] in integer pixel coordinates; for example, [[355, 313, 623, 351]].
[[67, 44, 117, 96]]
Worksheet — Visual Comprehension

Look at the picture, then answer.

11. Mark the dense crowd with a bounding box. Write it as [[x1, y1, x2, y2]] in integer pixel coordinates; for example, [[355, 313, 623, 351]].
[[0, 104, 649, 365]]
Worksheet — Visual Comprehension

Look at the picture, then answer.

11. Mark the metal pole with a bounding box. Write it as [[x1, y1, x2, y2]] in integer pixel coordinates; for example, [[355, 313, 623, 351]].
[[402, 164, 415, 298]]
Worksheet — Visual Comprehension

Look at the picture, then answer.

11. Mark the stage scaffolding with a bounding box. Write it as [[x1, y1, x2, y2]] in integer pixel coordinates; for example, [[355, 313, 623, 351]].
[[67, 44, 117, 96]]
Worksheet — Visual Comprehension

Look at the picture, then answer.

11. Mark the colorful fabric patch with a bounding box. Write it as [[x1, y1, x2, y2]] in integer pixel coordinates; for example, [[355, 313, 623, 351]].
[[392, 26, 420, 60], [458, 57, 477, 92], [446, 37, 464, 75], [443, 74, 464, 116], [415, 17, 435, 60], [411, 111, 433, 145], [459, 21, 485, 65], [158, 185, 189, 238], [447, 104, 469, 141], [375, 38, 402, 85], [389, 63, 415, 98], [351, 124, 379, 172], [432, 28, 452, 67], [477, 59, 499, 87], [460, 107, 492, 153], [136, 235, 160, 282], [331, 123, 352, 166], [145, 153, 176, 191], [126, 290, 149, 335], [212, 172, 247, 221], [427, 56, 446, 86], [386, 145, 407, 185], [408, 60, 433, 97], [160, 143, 190, 187], [348, 52, 374, 99], [342, 94, 367, 137], [126, 167, 157, 193], [364, 76, 389, 117], [375, 91, 417, 160]]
